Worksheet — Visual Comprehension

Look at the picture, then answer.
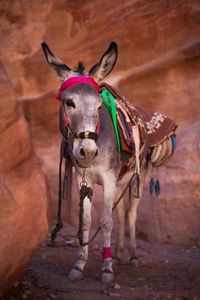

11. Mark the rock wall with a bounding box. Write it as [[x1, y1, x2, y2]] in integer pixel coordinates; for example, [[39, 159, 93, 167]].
[[0, 64, 49, 295], [0, 0, 200, 292]]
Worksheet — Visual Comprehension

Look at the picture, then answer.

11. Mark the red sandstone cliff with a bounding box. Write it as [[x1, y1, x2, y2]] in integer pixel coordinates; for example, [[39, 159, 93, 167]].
[[0, 63, 49, 295], [0, 0, 200, 294]]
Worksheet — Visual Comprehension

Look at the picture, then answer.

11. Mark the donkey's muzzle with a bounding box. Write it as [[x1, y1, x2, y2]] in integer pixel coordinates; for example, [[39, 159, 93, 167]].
[[75, 131, 98, 142], [74, 131, 99, 165], [79, 147, 99, 160]]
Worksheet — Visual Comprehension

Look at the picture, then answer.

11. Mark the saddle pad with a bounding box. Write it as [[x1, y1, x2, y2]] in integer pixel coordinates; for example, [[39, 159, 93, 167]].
[[130, 105, 177, 147], [100, 83, 177, 148], [115, 100, 177, 168]]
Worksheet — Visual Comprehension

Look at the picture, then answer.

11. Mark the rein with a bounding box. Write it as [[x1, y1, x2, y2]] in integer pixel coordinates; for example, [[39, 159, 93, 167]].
[[50, 77, 101, 244], [50, 76, 137, 246]]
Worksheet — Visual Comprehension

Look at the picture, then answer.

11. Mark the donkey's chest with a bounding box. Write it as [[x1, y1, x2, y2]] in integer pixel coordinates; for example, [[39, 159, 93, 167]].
[[76, 162, 117, 186]]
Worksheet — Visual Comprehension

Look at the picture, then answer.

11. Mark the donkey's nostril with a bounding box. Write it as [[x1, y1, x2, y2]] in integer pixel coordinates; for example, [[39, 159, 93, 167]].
[[80, 148, 85, 157]]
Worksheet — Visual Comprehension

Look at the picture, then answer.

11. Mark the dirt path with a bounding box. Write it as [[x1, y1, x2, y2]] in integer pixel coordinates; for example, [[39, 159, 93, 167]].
[[2, 229, 200, 300]]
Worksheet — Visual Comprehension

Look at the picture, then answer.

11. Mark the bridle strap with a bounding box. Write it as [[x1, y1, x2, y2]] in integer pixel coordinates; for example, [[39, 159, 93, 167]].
[[75, 131, 98, 142]]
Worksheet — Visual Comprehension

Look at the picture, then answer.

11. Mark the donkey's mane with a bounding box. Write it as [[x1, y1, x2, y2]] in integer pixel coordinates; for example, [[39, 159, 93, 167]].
[[74, 61, 85, 74]]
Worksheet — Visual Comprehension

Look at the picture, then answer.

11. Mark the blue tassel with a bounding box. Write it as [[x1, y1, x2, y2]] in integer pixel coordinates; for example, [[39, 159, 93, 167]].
[[171, 135, 176, 152], [150, 177, 154, 195], [155, 179, 160, 196]]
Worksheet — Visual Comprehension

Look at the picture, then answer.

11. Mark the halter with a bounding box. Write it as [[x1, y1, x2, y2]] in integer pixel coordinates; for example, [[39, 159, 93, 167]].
[[57, 76, 100, 142]]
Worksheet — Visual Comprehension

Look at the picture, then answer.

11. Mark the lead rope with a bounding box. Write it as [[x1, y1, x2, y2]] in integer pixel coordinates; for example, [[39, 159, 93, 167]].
[[51, 141, 145, 247], [77, 168, 94, 246], [50, 135, 73, 246], [50, 148, 63, 245], [51, 147, 143, 247], [77, 166, 139, 247]]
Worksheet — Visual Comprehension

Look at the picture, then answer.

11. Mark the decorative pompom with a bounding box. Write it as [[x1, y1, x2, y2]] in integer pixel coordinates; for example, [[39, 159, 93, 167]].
[[155, 179, 160, 196], [150, 177, 154, 195]]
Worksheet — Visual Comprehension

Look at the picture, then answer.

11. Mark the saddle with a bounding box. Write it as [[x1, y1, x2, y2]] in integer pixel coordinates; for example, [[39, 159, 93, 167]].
[[100, 83, 177, 168]]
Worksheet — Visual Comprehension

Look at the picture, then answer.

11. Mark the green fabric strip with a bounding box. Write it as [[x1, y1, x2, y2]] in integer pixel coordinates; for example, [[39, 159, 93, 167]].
[[101, 89, 121, 152]]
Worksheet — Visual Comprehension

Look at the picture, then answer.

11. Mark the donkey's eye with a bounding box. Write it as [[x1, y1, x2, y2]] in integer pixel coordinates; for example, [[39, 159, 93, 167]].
[[65, 99, 76, 108]]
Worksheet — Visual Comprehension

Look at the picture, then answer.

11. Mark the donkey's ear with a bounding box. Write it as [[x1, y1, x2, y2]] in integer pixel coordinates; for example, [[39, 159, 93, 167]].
[[89, 42, 118, 82], [41, 42, 71, 81]]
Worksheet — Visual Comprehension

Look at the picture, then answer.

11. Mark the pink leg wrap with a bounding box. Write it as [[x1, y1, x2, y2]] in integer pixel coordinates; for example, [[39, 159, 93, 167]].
[[102, 247, 112, 260]]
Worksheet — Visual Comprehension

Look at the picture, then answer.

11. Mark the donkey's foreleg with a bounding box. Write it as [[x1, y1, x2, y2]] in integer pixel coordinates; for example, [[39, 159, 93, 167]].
[[101, 177, 116, 284], [128, 166, 147, 264], [68, 176, 92, 281]]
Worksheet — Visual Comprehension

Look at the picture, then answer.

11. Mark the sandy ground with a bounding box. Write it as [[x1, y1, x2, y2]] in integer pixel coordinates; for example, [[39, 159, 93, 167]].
[[2, 226, 200, 300]]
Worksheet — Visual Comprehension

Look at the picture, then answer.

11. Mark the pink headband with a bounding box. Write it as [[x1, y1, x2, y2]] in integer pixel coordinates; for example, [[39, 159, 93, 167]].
[[56, 76, 100, 100]]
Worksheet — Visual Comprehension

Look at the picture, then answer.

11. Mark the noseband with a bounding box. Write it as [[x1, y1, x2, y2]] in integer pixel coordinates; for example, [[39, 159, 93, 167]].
[[57, 76, 101, 143], [75, 131, 98, 142]]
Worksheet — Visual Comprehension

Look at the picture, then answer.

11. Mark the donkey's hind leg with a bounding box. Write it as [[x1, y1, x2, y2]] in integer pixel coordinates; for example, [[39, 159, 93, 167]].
[[128, 166, 147, 265], [128, 196, 140, 265], [68, 175, 92, 281], [114, 175, 136, 265]]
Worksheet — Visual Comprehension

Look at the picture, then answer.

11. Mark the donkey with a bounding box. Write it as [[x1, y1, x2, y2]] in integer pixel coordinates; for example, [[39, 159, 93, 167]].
[[41, 41, 176, 284]]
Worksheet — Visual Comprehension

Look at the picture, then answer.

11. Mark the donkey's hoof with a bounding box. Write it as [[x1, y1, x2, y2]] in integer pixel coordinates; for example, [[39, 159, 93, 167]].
[[113, 253, 130, 265], [101, 269, 114, 284], [112, 256, 121, 265], [68, 266, 83, 281], [129, 256, 139, 267]]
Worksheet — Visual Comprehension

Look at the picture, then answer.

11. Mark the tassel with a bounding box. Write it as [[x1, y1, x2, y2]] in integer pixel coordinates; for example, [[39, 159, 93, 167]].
[[150, 177, 154, 195], [155, 179, 160, 196]]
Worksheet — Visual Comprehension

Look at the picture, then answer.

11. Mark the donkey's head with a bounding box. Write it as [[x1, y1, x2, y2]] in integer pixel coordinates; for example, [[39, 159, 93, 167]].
[[41, 42, 118, 167]]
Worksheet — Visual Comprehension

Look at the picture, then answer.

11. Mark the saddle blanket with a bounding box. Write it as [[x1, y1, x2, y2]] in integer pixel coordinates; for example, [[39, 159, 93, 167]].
[[100, 83, 177, 168]]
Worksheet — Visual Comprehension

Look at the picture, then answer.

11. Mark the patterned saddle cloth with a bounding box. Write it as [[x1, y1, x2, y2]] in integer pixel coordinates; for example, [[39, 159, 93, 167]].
[[100, 83, 177, 167]]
